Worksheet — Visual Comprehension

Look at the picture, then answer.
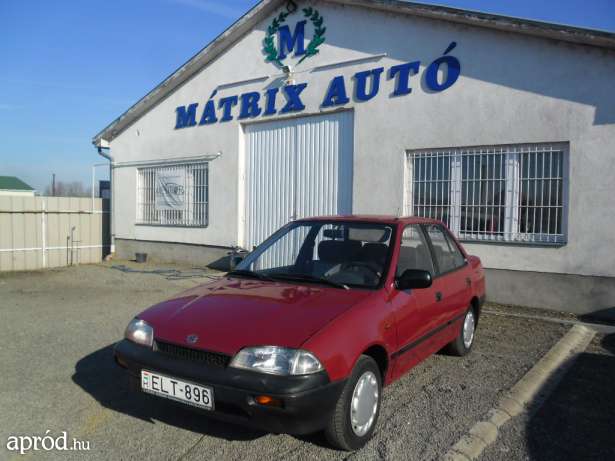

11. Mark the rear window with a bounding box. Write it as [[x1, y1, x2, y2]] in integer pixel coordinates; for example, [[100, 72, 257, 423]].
[[347, 226, 391, 243]]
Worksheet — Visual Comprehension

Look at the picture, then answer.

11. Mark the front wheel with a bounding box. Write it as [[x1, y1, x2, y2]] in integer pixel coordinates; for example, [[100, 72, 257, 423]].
[[324, 355, 382, 451], [447, 306, 477, 356]]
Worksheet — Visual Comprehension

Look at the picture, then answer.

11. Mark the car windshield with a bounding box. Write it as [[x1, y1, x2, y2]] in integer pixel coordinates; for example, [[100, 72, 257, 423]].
[[234, 221, 395, 289]]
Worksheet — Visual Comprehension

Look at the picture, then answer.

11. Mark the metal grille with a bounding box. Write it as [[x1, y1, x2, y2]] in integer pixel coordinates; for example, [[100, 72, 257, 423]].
[[155, 341, 230, 368], [406, 144, 566, 244], [410, 152, 452, 227], [137, 162, 208, 227], [460, 151, 506, 239]]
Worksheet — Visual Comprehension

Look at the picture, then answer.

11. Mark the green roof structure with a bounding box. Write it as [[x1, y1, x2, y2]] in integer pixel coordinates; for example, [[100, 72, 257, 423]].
[[0, 176, 34, 191]]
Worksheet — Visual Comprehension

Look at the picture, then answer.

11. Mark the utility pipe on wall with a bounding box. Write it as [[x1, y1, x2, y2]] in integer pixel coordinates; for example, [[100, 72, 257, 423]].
[[70, 226, 76, 266], [96, 144, 115, 254]]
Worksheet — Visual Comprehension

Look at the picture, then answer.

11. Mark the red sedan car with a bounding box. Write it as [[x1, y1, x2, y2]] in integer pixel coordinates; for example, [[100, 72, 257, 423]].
[[115, 216, 485, 450]]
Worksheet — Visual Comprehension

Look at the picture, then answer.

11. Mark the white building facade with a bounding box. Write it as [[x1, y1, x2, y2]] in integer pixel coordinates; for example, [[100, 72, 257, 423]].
[[94, 0, 615, 318]]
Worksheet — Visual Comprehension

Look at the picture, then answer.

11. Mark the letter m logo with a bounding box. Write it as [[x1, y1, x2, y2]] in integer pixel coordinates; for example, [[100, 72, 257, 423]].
[[278, 20, 306, 60]]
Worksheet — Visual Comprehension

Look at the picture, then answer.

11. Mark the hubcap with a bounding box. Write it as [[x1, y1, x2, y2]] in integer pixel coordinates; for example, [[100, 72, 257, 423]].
[[463, 309, 475, 348], [350, 371, 379, 436]]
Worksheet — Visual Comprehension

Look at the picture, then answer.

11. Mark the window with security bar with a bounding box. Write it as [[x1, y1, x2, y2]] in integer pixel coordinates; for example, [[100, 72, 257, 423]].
[[406, 144, 567, 244], [137, 162, 209, 227]]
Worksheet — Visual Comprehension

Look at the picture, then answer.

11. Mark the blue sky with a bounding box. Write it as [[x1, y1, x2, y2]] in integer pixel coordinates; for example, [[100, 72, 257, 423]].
[[1, 0, 614, 192]]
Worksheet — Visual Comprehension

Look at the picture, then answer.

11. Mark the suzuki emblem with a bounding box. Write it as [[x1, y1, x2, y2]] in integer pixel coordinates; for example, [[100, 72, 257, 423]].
[[186, 334, 198, 344]]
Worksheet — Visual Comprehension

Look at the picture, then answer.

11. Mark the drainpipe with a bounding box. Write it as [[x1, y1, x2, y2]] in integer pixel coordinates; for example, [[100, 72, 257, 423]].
[[96, 143, 115, 255]]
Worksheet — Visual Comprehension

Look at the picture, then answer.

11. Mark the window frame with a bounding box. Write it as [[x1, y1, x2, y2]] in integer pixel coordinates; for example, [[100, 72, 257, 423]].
[[396, 223, 436, 278], [404, 143, 569, 246], [136, 161, 209, 228], [423, 224, 468, 277], [237, 220, 399, 291]]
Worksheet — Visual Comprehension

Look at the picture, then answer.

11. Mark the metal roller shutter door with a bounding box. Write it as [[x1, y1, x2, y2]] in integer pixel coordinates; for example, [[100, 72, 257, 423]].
[[243, 111, 353, 250]]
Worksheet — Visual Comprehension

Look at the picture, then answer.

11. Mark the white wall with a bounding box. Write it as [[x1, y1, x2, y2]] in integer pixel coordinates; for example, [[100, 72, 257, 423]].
[[108, 0, 615, 278], [0, 190, 36, 197]]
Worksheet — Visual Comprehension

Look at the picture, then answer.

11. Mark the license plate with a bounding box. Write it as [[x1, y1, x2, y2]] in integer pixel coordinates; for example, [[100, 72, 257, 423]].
[[141, 370, 214, 410]]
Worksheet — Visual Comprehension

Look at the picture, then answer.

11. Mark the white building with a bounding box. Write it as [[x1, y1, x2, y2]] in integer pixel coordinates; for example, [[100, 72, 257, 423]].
[[93, 0, 615, 318]]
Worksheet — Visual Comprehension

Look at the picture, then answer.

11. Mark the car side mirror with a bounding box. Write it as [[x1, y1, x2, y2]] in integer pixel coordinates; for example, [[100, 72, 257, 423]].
[[396, 269, 432, 290], [228, 248, 247, 270], [229, 255, 245, 270]]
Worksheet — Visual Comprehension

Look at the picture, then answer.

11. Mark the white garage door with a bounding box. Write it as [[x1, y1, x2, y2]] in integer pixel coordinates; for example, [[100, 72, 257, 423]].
[[243, 111, 353, 250]]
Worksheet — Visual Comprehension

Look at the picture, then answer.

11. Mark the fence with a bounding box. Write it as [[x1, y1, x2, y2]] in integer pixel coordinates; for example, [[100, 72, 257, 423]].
[[0, 196, 110, 272]]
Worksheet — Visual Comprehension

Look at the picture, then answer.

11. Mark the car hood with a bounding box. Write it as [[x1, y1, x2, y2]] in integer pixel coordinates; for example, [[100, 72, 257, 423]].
[[139, 277, 372, 355]]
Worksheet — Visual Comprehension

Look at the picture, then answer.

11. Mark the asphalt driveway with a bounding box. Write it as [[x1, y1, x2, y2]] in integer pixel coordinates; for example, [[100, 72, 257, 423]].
[[0, 262, 588, 460]]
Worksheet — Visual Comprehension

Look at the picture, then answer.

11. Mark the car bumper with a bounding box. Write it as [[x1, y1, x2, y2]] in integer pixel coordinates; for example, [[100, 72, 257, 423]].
[[113, 340, 346, 435]]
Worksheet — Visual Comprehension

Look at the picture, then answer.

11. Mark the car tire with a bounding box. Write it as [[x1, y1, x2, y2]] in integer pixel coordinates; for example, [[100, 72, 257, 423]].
[[324, 355, 382, 451], [447, 306, 477, 357]]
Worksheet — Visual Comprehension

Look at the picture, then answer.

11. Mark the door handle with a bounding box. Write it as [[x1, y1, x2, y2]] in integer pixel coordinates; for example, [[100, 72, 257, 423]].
[[435, 291, 443, 302], [466, 277, 472, 287]]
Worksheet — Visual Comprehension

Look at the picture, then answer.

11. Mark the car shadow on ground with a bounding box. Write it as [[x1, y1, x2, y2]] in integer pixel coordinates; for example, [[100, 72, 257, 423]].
[[525, 333, 615, 460], [72, 345, 266, 442]]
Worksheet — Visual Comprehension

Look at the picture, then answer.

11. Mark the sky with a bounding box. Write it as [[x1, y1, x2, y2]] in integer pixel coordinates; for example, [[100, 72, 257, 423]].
[[1, 0, 614, 192]]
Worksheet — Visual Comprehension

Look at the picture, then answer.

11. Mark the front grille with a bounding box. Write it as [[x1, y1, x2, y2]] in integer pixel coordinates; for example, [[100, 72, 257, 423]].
[[155, 340, 231, 368]]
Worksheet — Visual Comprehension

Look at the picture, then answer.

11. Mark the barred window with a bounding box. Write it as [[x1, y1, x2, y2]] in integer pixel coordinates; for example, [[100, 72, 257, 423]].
[[405, 144, 566, 244], [137, 162, 209, 227]]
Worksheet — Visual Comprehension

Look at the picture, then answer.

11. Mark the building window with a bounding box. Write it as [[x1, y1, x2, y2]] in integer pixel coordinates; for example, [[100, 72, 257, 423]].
[[405, 144, 567, 244], [137, 162, 209, 227]]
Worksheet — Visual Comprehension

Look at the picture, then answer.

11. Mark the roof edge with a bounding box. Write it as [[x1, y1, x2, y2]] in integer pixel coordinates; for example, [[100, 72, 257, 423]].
[[340, 0, 615, 48]]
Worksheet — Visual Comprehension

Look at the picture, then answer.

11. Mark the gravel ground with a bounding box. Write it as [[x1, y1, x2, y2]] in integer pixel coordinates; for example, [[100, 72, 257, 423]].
[[0, 263, 569, 460], [479, 333, 615, 461], [483, 302, 579, 323]]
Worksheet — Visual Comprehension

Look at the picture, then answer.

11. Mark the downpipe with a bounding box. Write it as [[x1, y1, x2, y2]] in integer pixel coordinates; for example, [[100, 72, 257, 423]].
[[97, 145, 115, 255]]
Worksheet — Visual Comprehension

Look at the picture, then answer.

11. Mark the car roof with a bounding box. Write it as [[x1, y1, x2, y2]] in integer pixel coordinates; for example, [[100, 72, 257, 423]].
[[295, 215, 442, 226]]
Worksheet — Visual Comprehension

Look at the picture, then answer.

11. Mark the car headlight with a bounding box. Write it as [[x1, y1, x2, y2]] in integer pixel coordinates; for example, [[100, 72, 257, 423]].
[[230, 346, 323, 376], [124, 318, 154, 347]]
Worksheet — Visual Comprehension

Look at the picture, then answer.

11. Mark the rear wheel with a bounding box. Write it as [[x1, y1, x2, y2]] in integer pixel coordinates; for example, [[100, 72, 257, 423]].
[[324, 355, 382, 451], [447, 307, 476, 356]]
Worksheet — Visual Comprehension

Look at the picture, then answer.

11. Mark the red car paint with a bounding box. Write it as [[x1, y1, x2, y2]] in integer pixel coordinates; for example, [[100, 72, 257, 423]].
[[138, 216, 485, 386]]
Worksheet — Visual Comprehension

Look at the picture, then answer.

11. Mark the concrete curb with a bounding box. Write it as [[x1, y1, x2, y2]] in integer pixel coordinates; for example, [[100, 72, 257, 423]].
[[444, 324, 596, 461]]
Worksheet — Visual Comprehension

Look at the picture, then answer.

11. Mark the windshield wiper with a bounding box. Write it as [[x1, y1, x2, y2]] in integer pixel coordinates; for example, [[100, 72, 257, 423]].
[[227, 269, 276, 282], [269, 273, 349, 290], [228, 270, 350, 290]]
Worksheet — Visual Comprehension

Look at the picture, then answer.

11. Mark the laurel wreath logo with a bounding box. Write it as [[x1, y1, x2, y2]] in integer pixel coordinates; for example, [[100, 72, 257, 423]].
[[299, 7, 326, 64], [262, 5, 326, 68]]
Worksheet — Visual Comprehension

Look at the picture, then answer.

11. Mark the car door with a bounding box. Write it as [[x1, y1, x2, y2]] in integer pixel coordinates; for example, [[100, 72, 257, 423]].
[[423, 224, 472, 328], [389, 224, 439, 379]]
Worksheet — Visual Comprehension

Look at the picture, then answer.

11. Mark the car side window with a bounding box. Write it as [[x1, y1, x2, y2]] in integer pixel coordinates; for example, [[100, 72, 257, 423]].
[[396, 225, 435, 277], [425, 225, 465, 274]]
